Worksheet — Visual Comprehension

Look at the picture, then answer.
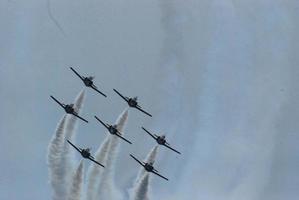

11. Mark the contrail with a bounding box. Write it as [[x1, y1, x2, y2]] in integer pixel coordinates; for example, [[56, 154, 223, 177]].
[[86, 136, 111, 200], [47, 115, 67, 200], [130, 146, 159, 200], [67, 160, 84, 200], [94, 108, 129, 200], [47, 0, 66, 36]]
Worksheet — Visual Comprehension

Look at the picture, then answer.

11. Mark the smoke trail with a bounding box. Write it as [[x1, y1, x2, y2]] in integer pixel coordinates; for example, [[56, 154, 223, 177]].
[[86, 136, 111, 200], [67, 160, 84, 200], [61, 90, 86, 197], [135, 145, 159, 183], [132, 174, 150, 200], [47, 115, 67, 200], [47, 0, 66, 36], [65, 90, 86, 140], [94, 109, 129, 200], [130, 146, 159, 200]]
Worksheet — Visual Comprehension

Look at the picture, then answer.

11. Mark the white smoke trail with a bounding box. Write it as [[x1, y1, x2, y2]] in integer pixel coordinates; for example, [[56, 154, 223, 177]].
[[94, 109, 129, 200], [67, 160, 84, 200], [135, 145, 159, 183], [132, 174, 150, 200], [130, 146, 159, 200], [47, 115, 67, 200], [65, 90, 86, 140], [86, 136, 111, 200], [63, 89, 86, 170], [61, 90, 85, 198]]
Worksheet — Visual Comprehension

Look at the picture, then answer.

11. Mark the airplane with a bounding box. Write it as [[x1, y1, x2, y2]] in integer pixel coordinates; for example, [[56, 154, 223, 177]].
[[113, 89, 152, 117], [70, 67, 107, 97], [50, 95, 88, 123], [67, 140, 105, 168], [141, 127, 181, 154], [94, 116, 132, 144], [130, 154, 168, 181]]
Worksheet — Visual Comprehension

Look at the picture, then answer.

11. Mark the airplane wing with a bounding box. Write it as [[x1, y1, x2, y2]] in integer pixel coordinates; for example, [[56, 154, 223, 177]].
[[141, 127, 157, 140], [152, 171, 169, 181], [50, 95, 65, 109], [136, 105, 152, 117], [163, 143, 181, 155], [91, 85, 107, 97], [115, 133, 132, 144], [94, 116, 109, 129], [88, 157, 105, 168], [130, 154, 145, 167], [72, 113, 88, 123], [113, 89, 129, 102], [70, 67, 84, 81], [67, 140, 82, 154]]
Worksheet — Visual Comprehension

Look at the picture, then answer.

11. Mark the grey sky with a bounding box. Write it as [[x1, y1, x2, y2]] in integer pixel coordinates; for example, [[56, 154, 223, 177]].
[[1, 0, 299, 199]]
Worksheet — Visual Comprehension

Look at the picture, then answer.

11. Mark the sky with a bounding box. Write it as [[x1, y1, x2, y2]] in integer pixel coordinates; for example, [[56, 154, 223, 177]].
[[0, 0, 299, 199]]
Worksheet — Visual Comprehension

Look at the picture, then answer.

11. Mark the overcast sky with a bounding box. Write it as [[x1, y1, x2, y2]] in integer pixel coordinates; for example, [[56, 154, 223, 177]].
[[1, 0, 299, 199]]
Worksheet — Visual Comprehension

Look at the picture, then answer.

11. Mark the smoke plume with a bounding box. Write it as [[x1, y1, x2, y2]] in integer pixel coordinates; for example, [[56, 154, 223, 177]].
[[135, 145, 159, 183], [86, 137, 111, 200], [130, 145, 159, 200], [67, 160, 84, 200], [132, 174, 150, 200], [47, 115, 67, 200], [94, 108, 129, 200], [48, 90, 86, 200]]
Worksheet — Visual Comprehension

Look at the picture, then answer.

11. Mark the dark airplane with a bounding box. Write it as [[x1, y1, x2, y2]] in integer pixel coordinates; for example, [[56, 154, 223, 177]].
[[94, 116, 132, 144], [113, 89, 152, 117], [142, 127, 181, 154], [50, 95, 88, 123], [70, 67, 107, 97], [130, 154, 168, 181], [67, 140, 105, 168]]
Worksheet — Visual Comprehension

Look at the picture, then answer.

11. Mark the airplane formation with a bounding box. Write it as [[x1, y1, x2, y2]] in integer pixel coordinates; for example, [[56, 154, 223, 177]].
[[50, 67, 181, 181]]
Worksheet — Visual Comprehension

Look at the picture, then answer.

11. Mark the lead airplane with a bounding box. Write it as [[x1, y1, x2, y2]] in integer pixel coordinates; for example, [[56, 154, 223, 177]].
[[70, 67, 107, 97], [50, 95, 88, 123], [94, 116, 132, 144], [142, 127, 181, 154], [67, 140, 105, 168], [113, 89, 152, 117], [130, 154, 168, 181]]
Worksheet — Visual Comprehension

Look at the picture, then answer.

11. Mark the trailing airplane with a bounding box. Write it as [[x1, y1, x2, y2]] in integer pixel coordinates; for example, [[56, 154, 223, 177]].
[[142, 127, 181, 154], [67, 140, 105, 168], [130, 154, 168, 181], [113, 89, 152, 117], [70, 67, 107, 97], [50, 95, 88, 123], [94, 116, 132, 144]]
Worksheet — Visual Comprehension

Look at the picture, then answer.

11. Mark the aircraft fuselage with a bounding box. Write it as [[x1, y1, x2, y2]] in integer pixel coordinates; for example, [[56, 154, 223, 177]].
[[108, 125, 118, 134], [65, 105, 74, 113], [144, 163, 154, 172], [83, 78, 93, 87], [128, 99, 138, 107], [157, 137, 166, 145], [81, 149, 91, 158]]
